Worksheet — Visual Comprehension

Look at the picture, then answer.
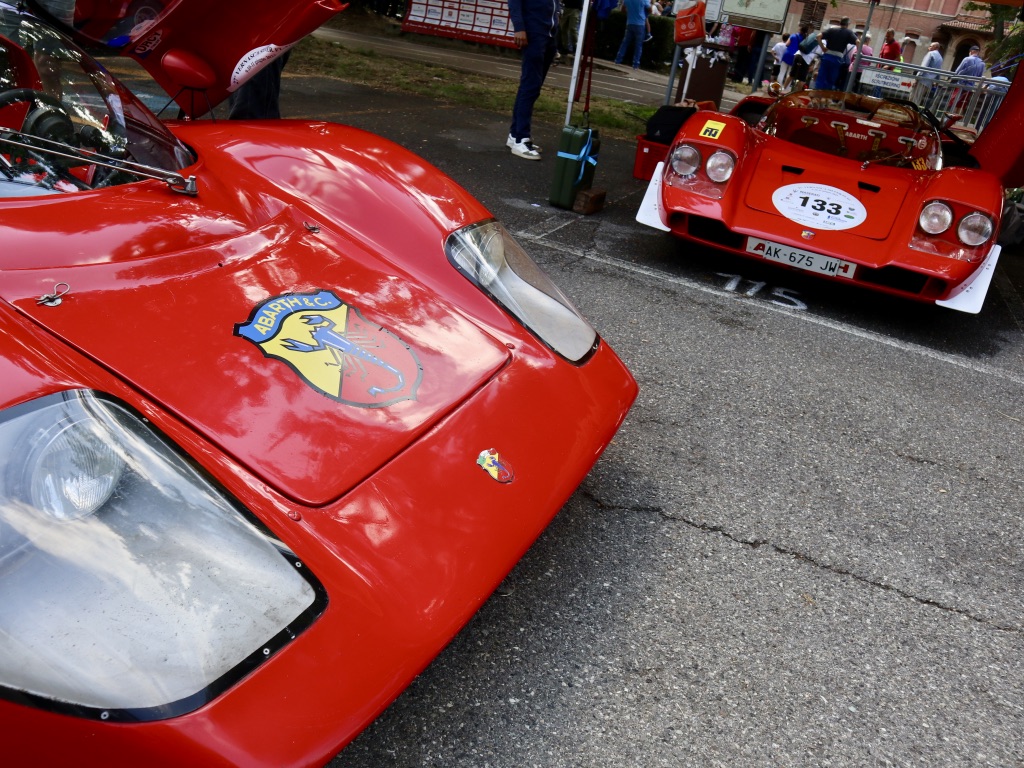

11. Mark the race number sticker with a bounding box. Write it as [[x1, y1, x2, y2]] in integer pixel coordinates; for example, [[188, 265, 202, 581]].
[[700, 120, 726, 139], [771, 183, 867, 231]]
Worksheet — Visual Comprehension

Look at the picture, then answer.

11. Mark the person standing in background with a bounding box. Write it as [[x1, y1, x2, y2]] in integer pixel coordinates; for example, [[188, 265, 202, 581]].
[[848, 32, 872, 91], [954, 44, 985, 78], [506, 0, 560, 160], [921, 41, 943, 70], [731, 25, 756, 84], [614, 0, 651, 72], [814, 17, 857, 91], [916, 41, 943, 108], [879, 28, 901, 64], [779, 24, 807, 87], [229, 53, 290, 120], [771, 33, 789, 83], [559, 0, 584, 58]]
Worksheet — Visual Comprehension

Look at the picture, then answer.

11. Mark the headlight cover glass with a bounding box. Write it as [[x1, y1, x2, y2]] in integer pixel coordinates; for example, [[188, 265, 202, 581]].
[[705, 151, 735, 183], [446, 220, 597, 362], [919, 201, 953, 235], [957, 212, 993, 246], [0, 391, 325, 721], [670, 144, 701, 177]]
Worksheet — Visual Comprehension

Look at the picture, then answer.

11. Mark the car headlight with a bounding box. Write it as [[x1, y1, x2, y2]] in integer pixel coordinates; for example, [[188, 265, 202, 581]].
[[669, 144, 701, 177], [957, 212, 993, 246], [0, 391, 325, 721], [446, 220, 597, 362], [705, 150, 735, 183], [919, 201, 953, 235]]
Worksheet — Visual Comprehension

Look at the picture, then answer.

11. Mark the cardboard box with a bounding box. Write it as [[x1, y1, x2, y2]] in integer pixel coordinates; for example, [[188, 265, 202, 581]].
[[573, 188, 606, 215], [633, 136, 668, 181]]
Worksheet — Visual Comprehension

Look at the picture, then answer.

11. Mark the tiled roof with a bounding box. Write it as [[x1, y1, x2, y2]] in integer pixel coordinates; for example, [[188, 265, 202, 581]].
[[939, 13, 1012, 34]]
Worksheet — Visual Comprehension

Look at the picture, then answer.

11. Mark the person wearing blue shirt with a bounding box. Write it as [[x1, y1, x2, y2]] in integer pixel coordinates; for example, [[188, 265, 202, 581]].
[[954, 45, 986, 79], [614, 0, 651, 71], [506, 0, 560, 160]]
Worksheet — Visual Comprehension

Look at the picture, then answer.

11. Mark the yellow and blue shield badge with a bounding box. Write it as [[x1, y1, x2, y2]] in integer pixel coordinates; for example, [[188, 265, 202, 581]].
[[235, 290, 421, 407]]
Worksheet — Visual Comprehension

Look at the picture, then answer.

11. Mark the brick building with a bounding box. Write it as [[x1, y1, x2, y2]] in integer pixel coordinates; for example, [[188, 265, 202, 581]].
[[778, 0, 999, 70]]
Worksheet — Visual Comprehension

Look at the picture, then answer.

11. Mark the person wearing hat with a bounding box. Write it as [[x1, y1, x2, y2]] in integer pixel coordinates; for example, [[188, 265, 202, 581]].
[[949, 44, 986, 114], [954, 44, 986, 78]]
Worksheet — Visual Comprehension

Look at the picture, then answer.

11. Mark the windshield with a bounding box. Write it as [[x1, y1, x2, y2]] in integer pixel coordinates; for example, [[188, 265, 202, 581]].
[[0, 4, 193, 196]]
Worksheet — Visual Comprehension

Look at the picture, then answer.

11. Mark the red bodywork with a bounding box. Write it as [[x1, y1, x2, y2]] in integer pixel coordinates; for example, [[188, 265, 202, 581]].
[[33, 0, 346, 116], [0, 10, 637, 765], [639, 91, 1005, 311]]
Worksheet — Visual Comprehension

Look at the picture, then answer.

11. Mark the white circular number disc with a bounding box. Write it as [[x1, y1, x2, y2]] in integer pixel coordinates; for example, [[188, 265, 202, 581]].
[[771, 183, 867, 231]]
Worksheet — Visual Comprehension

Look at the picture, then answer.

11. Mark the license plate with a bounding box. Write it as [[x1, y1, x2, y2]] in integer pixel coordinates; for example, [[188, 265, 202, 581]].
[[746, 237, 857, 279]]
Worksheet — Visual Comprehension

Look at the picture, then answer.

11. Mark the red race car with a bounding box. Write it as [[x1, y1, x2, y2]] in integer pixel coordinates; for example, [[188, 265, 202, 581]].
[[637, 89, 1007, 313], [0, 2, 637, 765]]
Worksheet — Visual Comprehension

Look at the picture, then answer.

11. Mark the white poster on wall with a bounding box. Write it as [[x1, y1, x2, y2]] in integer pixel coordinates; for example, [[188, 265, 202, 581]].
[[720, 0, 788, 32]]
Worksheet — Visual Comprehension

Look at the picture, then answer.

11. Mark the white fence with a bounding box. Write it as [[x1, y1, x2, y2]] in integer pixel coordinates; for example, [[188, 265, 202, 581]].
[[849, 55, 1009, 132]]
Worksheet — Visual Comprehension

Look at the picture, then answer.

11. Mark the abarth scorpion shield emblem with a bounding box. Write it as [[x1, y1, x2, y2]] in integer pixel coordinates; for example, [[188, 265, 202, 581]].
[[235, 290, 421, 407]]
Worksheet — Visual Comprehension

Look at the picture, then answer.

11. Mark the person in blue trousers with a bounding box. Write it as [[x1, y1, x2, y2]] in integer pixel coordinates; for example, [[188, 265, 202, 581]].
[[507, 0, 560, 160], [615, 0, 651, 71]]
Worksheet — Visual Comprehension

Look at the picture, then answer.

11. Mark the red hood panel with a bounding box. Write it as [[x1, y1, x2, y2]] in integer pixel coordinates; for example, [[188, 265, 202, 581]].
[[743, 145, 911, 240], [3, 207, 510, 506]]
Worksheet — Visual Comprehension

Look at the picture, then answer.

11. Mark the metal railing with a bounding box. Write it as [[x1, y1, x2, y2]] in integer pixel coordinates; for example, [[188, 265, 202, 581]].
[[847, 55, 1009, 133]]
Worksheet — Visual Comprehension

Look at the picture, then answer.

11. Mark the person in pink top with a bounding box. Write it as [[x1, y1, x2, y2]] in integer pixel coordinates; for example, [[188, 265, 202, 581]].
[[848, 32, 872, 90]]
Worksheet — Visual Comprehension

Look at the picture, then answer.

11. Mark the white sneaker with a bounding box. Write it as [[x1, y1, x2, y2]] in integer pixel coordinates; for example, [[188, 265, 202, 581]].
[[509, 137, 542, 160], [506, 134, 541, 153]]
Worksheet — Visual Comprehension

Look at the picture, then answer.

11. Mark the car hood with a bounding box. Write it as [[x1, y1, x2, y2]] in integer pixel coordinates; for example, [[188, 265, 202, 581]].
[[30, 0, 344, 117], [0, 133, 511, 507], [743, 144, 911, 240]]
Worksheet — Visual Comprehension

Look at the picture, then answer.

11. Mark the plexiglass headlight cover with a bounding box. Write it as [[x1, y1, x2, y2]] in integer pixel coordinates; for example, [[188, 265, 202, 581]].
[[920, 201, 953, 235], [446, 220, 598, 362], [705, 150, 735, 183], [0, 391, 326, 722], [957, 212, 993, 246], [670, 144, 701, 177]]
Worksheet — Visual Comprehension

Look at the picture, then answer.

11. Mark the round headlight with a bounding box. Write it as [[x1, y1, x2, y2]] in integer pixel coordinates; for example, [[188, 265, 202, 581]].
[[957, 212, 993, 247], [670, 144, 701, 177], [24, 416, 125, 521], [706, 151, 735, 183], [919, 201, 953, 235]]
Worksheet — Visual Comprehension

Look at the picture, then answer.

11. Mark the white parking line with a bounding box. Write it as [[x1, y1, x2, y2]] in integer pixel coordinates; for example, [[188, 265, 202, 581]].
[[517, 227, 1024, 388]]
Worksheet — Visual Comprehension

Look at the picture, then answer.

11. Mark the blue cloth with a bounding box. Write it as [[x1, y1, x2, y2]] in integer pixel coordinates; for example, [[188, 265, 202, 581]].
[[615, 23, 645, 69], [621, 0, 650, 26], [814, 52, 845, 91], [508, 0, 559, 35], [781, 33, 802, 66], [508, 0, 559, 141], [955, 54, 985, 79], [921, 49, 943, 71]]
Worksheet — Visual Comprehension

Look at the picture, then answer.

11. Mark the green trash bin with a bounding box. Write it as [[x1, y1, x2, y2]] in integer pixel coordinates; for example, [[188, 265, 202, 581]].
[[549, 124, 600, 210]]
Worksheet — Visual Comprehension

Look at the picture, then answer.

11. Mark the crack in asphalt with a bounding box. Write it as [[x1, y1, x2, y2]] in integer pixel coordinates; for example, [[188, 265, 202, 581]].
[[581, 490, 1021, 634]]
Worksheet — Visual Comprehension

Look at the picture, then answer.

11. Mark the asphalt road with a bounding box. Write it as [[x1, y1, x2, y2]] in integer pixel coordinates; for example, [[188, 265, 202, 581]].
[[240, 72, 1024, 768], [108, 53, 1024, 766]]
